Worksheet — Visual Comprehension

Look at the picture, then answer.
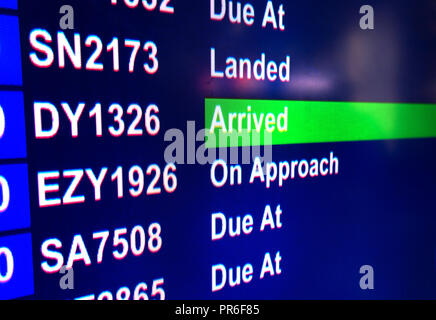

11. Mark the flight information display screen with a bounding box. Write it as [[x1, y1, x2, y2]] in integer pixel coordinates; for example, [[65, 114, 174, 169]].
[[0, 0, 435, 300]]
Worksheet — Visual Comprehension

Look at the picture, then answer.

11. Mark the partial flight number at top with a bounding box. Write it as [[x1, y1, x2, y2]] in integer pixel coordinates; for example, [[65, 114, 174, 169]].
[[110, 0, 174, 14]]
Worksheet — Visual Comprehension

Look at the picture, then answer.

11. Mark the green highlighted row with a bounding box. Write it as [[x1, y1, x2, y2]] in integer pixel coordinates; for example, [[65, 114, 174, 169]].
[[204, 98, 436, 148]]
